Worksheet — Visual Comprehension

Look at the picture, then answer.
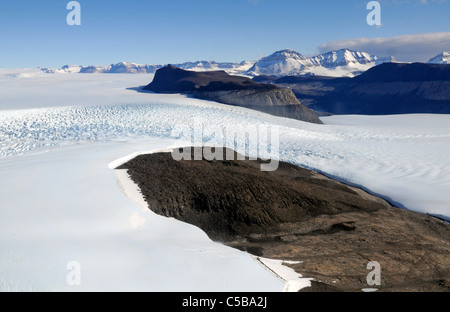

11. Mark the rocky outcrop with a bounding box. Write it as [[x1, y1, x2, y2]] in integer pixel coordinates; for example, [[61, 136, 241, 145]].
[[194, 89, 322, 124], [194, 89, 301, 107], [143, 65, 323, 124], [117, 147, 450, 292]]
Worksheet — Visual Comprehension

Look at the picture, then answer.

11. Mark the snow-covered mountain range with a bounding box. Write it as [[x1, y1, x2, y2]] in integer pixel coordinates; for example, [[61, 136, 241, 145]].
[[42, 61, 255, 76], [41, 49, 397, 78], [428, 52, 450, 65], [43, 63, 161, 74], [245, 49, 395, 77], [173, 61, 255, 75]]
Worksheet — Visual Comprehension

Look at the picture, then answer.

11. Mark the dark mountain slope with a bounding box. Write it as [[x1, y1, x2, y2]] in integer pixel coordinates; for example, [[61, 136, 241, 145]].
[[264, 63, 450, 115], [354, 62, 450, 83], [144, 65, 323, 124]]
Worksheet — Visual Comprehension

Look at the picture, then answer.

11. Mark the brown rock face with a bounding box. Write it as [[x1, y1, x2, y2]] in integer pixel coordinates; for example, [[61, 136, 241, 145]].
[[117, 147, 450, 292]]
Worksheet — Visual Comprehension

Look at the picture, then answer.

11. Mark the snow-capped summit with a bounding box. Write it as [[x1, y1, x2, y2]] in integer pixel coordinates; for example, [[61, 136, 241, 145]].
[[41, 65, 83, 74], [174, 60, 255, 75], [246, 49, 394, 77], [108, 62, 162, 74], [245, 49, 312, 77], [110, 62, 146, 73], [309, 49, 376, 67], [428, 52, 450, 65], [261, 49, 308, 62], [60, 65, 83, 73], [79, 65, 111, 73]]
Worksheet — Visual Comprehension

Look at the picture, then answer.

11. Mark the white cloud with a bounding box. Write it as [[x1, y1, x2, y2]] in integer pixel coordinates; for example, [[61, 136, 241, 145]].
[[387, 0, 448, 4], [418, 0, 449, 4], [317, 32, 450, 62]]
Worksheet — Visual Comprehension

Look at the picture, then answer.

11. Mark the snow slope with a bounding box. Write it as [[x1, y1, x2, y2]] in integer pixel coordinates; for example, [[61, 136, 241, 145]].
[[245, 49, 394, 77], [255, 258, 312, 292], [1, 70, 449, 291], [428, 52, 450, 64], [0, 139, 284, 291], [173, 61, 255, 75]]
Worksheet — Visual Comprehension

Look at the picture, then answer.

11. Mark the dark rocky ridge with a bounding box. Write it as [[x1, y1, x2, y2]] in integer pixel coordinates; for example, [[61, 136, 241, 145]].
[[259, 62, 450, 115], [144, 65, 323, 124], [117, 147, 450, 292]]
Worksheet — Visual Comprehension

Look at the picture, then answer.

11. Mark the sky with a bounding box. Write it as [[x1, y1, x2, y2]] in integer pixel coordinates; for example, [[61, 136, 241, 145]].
[[0, 0, 449, 68]]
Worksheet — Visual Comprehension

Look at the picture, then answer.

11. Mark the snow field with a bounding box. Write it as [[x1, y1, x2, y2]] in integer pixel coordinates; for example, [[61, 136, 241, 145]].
[[1, 71, 449, 291]]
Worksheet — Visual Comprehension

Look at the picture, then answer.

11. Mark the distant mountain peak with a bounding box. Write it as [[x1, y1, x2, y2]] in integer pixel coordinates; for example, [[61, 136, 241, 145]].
[[428, 52, 450, 65], [246, 48, 394, 77], [261, 49, 307, 61], [309, 49, 376, 67]]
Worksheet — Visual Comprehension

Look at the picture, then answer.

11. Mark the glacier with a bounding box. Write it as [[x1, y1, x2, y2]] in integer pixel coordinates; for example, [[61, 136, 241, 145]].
[[0, 70, 449, 291]]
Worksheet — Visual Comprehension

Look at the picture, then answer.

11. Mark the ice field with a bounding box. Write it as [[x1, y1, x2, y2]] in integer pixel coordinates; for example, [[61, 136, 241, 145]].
[[1, 70, 449, 291]]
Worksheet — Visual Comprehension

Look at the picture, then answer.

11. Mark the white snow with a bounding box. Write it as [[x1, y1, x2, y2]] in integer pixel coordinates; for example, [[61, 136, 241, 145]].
[[255, 257, 312, 292], [246, 49, 394, 77], [0, 138, 285, 291], [40, 60, 255, 76], [1, 70, 449, 291], [428, 52, 450, 65], [362, 288, 379, 292]]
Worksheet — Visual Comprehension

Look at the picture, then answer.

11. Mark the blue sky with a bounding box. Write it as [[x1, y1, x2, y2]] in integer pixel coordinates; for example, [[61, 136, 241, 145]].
[[0, 0, 449, 68]]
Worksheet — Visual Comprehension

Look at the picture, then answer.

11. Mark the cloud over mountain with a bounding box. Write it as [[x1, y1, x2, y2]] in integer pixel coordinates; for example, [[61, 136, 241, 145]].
[[318, 32, 450, 62]]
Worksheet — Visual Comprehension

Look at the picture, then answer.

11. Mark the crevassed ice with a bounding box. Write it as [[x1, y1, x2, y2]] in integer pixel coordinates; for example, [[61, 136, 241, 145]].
[[0, 103, 276, 158]]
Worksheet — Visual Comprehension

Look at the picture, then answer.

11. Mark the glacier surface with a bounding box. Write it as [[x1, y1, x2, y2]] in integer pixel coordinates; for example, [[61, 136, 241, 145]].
[[1, 70, 449, 291]]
